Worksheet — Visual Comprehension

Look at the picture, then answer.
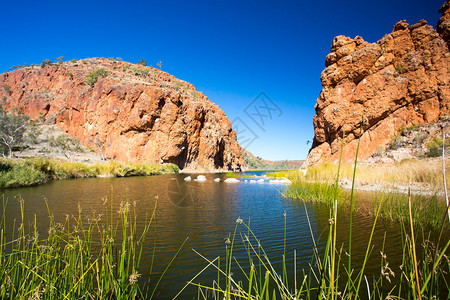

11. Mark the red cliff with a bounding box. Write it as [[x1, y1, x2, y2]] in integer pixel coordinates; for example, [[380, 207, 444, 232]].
[[0, 58, 243, 171], [305, 1, 450, 166]]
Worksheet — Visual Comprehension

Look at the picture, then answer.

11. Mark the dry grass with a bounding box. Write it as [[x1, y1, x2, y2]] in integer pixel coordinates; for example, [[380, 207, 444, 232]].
[[298, 158, 449, 190]]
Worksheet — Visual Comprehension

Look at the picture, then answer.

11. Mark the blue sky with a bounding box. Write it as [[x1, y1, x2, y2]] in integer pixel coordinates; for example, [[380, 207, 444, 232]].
[[0, 0, 444, 160]]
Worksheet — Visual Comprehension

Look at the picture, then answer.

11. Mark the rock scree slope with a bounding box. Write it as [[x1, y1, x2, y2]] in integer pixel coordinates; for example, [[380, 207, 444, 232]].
[[0, 58, 243, 171], [305, 0, 450, 166]]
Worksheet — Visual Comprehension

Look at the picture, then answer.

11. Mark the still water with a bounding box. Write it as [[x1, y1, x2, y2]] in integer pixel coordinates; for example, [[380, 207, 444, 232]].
[[1, 172, 407, 299]]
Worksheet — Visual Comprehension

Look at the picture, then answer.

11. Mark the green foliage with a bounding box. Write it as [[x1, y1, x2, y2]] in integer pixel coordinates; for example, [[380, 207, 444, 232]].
[[49, 135, 84, 153], [375, 192, 447, 230], [66, 72, 73, 79], [0, 160, 47, 187], [395, 64, 406, 74], [86, 68, 109, 86], [70, 58, 78, 63], [55, 56, 64, 63], [132, 67, 149, 76], [242, 151, 292, 170], [0, 157, 179, 188], [137, 58, 147, 66], [389, 135, 403, 150], [413, 132, 428, 145], [174, 81, 182, 91], [0, 195, 187, 299], [283, 180, 347, 206], [41, 59, 53, 68], [426, 137, 450, 157]]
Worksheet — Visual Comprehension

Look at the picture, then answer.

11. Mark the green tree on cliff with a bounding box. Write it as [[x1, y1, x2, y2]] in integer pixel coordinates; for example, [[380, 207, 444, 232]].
[[0, 107, 29, 158]]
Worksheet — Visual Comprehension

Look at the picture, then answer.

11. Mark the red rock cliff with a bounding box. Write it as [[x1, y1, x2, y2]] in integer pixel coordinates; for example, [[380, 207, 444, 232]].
[[0, 58, 243, 171], [305, 1, 450, 166]]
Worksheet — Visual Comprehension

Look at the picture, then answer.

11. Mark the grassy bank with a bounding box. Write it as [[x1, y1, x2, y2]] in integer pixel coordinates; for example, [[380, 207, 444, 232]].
[[301, 158, 450, 190], [0, 196, 186, 299], [0, 157, 179, 189]]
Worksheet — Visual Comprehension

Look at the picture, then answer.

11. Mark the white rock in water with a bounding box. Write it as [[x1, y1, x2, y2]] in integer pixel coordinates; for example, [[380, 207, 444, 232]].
[[214, 178, 221, 182], [194, 175, 207, 182], [257, 179, 265, 183], [224, 178, 239, 183], [249, 180, 256, 183], [269, 177, 292, 184], [184, 176, 192, 181]]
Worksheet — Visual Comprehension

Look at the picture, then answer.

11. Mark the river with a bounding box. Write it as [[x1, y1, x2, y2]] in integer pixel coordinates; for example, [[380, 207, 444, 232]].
[[0, 172, 423, 299]]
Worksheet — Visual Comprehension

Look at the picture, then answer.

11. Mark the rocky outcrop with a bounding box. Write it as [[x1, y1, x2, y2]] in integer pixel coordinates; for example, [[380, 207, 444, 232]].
[[0, 58, 243, 171], [305, 0, 450, 166], [438, 0, 450, 49]]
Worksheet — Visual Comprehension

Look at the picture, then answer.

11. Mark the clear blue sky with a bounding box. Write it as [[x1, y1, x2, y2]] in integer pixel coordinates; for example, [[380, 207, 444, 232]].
[[0, 0, 444, 160]]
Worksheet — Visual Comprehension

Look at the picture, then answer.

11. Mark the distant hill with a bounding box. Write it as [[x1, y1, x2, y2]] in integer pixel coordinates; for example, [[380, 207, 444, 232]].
[[241, 148, 302, 170]]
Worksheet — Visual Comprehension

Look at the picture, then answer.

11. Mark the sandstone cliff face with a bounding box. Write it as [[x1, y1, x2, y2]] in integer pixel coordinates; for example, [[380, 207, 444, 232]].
[[306, 1, 450, 166], [0, 58, 243, 171]]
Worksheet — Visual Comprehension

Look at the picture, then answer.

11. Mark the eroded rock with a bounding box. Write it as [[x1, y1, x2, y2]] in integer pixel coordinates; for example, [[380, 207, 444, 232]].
[[0, 58, 243, 171], [305, 1, 450, 166]]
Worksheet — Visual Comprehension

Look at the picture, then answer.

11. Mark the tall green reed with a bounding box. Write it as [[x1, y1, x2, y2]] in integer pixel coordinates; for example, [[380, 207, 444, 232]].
[[184, 121, 449, 299], [0, 193, 185, 299]]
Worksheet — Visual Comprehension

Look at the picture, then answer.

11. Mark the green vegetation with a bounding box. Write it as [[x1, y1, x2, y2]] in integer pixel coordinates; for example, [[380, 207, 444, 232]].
[[185, 205, 450, 299], [40, 59, 53, 68], [283, 180, 348, 206], [187, 134, 449, 299], [0, 195, 187, 299], [0, 158, 179, 189], [137, 58, 147, 66], [55, 56, 64, 64], [375, 192, 446, 230], [242, 151, 294, 170], [66, 72, 73, 79], [132, 67, 149, 77], [426, 138, 450, 157], [395, 64, 406, 74], [174, 81, 182, 91], [86, 68, 109, 86]]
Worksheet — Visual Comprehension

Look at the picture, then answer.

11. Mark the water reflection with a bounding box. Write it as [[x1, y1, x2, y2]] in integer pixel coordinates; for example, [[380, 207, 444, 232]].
[[0, 173, 411, 299]]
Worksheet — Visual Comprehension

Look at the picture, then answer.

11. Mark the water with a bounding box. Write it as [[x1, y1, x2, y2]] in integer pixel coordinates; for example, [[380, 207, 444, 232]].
[[0, 172, 414, 298]]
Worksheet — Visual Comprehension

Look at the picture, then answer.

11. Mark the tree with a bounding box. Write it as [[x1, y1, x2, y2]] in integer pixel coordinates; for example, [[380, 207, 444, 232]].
[[41, 59, 53, 68], [0, 107, 29, 158], [137, 58, 147, 66], [156, 61, 163, 69]]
